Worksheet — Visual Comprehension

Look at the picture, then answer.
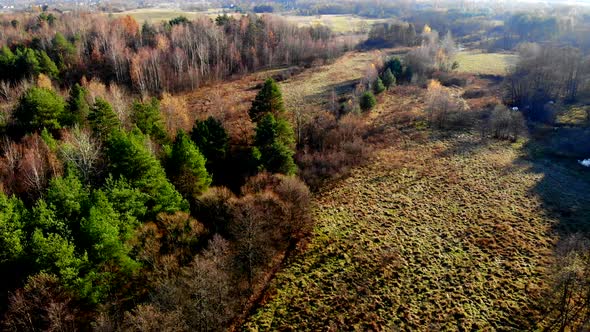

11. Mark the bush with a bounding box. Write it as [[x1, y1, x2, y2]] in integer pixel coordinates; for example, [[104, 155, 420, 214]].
[[373, 77, 386, 95], [489, 105, 526, 141], [381, 68, 396, 89], [425, 80, 471, 130], [360, 92, 377, 112]]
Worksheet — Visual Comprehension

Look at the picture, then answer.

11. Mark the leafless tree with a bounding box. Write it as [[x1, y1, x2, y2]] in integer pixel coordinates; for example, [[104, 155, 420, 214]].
[[60, 127, 102, 183]]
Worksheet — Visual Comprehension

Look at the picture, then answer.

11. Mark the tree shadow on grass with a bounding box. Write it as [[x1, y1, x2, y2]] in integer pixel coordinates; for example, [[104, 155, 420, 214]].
[[520, 128, 590, 236]]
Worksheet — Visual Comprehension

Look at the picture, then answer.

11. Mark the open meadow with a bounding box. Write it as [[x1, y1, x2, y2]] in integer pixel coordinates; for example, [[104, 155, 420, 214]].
[[234, 48, 589, 330], [454, 50, 518, 76]]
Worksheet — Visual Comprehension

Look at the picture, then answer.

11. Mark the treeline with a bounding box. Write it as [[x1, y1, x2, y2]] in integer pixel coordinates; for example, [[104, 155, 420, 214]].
[[504, 43, 590, 123], [364, 21, 418, 48], [0, 12, 347, 95]]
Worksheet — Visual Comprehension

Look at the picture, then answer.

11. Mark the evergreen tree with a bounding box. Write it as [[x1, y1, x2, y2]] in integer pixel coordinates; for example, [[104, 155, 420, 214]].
[[167, 131, 212, 201], [51, 32, 75, 70], [103, 176, 148, 228], [373, 77, 386, 95], [190, 116, 229, 171], [14, 87, 66, 132], [88, 97, 119, 138], [382, 68, 396, 89], [0, 46, 15, 80], [64, 84, 90, 126], [14, 48, 40, 79], [46, 172, 89, 226], [254, 113, 297, 175], [402, 66, 413, 83], [360, 92, 377, 112], [106, 129, 188, 216], [249, 78, 285, 122], [0, 192, 26, 264], [131, 98, 168, 142], [385, 57, 403, 79], [80, 190, 137, 271], [36, 50, 59, 79]]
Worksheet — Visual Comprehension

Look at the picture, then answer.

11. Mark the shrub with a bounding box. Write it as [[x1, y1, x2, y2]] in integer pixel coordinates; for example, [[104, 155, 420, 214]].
[[425, 80, 471, 130], [360, 92, 377, 112], [373, 77, 386, 94], [382, 68, 396, 89], [489, 105, 526, 141]]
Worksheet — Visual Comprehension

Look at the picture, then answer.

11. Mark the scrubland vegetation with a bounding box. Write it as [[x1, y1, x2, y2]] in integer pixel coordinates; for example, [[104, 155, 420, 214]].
[[1, 0, 590, 331]]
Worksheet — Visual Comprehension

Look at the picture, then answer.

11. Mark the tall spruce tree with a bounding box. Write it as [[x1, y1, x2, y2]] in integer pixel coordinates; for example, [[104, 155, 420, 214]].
[[254, 113, 297, 175], [88, 98, 119, 138], [249, 78, 285, 122]]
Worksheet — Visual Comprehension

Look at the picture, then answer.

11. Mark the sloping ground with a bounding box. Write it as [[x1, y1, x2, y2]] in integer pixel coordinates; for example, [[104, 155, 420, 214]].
[[182, 50, 383, 143], [243, 136, 561, 330]]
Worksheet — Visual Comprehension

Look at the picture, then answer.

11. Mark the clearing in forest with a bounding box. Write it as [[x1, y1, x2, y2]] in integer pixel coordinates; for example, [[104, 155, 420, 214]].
[[455, 51, 518, 76]]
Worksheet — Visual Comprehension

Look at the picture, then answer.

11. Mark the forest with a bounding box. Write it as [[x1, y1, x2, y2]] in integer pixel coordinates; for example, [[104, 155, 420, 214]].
[[0, 0, 590, 331]]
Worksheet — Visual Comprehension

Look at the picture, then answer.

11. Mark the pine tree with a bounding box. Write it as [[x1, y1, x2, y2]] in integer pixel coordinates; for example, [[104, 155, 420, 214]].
[[190, 116, 229, 163], [36, 50, 59, 79], [64, 84, 90, 126], [373, 77, 386, 95], [0, 192, 26, 264], [382, 68, 396, 89], [88, 97, 119, 138], [254, 113, 297, 175], [167, 131, 212, 201], [249, 78, 285, 122], [385, 57, 403, 79], [106, 129, 188, 217], [360, 92, 377, 112], [131, 98, 168, 142], [190, 116, 229, 178], [14, 87, 66, 132]]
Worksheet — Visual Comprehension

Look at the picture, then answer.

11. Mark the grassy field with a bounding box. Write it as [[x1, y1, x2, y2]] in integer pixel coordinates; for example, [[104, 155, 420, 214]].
[[174, 42, 590, 330], [279, 14, 386, 33], [455, 51, 518, 76], [239, 49, 590, 330], [280, 50, 381, 115], [111, 8, 212, 23], [243, 134, 568, 330]]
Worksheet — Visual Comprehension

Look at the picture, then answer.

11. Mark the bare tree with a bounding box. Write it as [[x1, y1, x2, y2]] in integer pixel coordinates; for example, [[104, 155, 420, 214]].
[[59, 127, 102, 183]]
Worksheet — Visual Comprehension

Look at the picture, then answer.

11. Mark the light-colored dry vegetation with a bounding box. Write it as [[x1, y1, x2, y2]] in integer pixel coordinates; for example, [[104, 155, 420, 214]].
[[113, 9, 383, 33], [455, 50, 518, 76], [239, 49, 590, 330], [243, 131, 587, 330]]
